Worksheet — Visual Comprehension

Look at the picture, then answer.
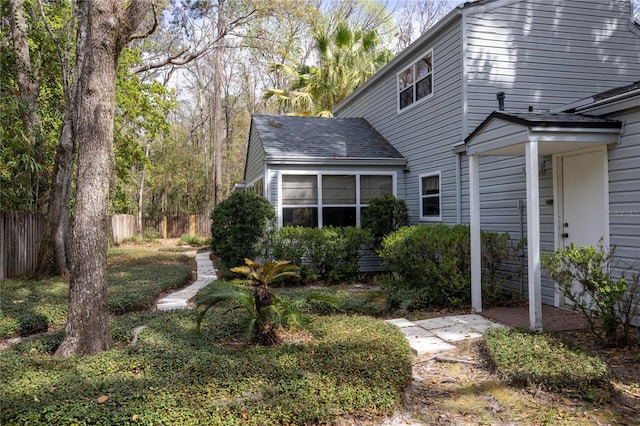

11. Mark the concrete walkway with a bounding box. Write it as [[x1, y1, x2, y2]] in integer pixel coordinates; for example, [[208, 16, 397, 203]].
[[155, 251, 505, 354], [386, 314, 505, 356], [156, 251, 217, 311]]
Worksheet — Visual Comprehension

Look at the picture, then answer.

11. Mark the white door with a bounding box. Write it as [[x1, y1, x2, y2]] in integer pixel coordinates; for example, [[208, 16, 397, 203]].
[[560, 149, 608, 305]]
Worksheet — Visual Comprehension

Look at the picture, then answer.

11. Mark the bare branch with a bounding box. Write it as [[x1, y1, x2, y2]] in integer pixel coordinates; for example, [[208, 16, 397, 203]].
[[130, 8, 259, 75]]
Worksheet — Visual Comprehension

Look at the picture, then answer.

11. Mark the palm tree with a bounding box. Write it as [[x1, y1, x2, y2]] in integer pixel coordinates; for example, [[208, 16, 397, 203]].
[[264, 20, 393, 116], [196, 258, 300, 346]]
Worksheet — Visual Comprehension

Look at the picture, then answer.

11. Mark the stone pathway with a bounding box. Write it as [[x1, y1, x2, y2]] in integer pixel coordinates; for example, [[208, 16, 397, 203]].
[[386, 314, 505, 356], [155, 251, 217, 311], [155, 251, 505, 354]]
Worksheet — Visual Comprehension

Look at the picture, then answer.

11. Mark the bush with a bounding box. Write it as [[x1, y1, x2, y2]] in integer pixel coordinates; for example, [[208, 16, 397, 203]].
[[542, 243, 636, 345], [484, 328, 610, 399], [378, 224, 471, 307], [268, 226, 372, 282], [16, 312, 49, 336], [268, 226, 312, 279], [361, 194, 409, 247], [178, 234, 205, 246], [210, 191, 276, 270], [378, 224, 515, 309]]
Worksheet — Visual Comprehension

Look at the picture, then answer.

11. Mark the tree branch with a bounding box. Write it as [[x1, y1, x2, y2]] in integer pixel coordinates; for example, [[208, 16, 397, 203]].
[[130, 8, 259, 75], [128, 2, 158, 43]]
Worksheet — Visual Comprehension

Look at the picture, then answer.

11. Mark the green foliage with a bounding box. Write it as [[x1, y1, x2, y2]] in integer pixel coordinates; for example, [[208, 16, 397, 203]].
[[378, 224, 471, 307], [361, 194, 409, 247], [178, 234, 206, 246], [110, 48, 177, 214], [1, 312, 411, 425], [484, 328, 610, 399], [0, 0, 67, 211], [378, 224, 515, 309], [210, 192, 276, 271], [268, 226, 372, 282], [541, 243, 630, 344], [195, 259, 342, 346], [1, 250, 191, 339], [264, 19, 393, 116]]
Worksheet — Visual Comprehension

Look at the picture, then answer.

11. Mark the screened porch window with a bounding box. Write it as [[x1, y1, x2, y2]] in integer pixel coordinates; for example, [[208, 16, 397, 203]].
[[420, 172, 441, 220], [281, 173, 394, 227], [322, 175, 356, 227], [282, 175, 318, 227]]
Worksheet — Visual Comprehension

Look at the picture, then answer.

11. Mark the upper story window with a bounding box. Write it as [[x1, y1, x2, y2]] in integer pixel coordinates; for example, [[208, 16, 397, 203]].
[[398, 51, 433, 111], [420, 172, 441, 221]]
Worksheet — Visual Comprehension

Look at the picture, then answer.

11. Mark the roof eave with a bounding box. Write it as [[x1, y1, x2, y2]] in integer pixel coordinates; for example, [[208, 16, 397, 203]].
[[264, 157, 407, 167]]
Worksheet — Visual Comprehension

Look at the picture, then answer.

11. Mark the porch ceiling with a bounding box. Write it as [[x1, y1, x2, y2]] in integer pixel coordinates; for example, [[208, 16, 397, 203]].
[[465, 111, 622, 157]]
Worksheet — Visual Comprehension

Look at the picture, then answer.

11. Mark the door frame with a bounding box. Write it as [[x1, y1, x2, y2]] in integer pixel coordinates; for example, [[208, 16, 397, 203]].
[[551, 146, 610, 307]]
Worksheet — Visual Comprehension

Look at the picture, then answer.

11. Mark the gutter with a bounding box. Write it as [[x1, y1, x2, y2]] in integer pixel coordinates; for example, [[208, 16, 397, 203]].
[[574, 87, 640, 114], [264, 157, 408, 167]]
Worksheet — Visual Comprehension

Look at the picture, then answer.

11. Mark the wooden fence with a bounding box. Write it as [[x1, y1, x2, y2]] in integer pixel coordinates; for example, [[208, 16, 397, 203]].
[[0, 211, 45, 281], [1, 212, 211, 279]]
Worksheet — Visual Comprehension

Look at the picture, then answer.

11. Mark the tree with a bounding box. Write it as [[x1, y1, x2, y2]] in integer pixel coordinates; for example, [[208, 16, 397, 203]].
[[56, 0, 155, 357], [264, 18, 393, 116], [392, 0, 456, 50]]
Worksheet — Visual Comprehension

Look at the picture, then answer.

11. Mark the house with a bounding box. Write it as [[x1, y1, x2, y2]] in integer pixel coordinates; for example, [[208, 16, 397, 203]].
[[244, 115, 406, 229], [243, 0, 640, 329]]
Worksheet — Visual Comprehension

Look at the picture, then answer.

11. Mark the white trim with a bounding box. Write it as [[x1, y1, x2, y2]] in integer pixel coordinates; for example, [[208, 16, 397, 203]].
[[419, 171, 442, 221], [397, 49, 435, 114], [469, 155, 482, 313], [525, 140, 543, 331], [278, 171, 398, 228]]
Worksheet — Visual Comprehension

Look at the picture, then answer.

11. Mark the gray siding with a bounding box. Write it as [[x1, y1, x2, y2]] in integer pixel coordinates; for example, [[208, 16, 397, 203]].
[[335, 21, 464, 224], [465, 0, 640, 134], [244, 122, 266, 185], [608, 108, 640, 266]]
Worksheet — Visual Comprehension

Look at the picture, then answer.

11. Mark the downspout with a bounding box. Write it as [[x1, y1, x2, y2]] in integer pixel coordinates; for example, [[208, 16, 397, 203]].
[[518, 199, 525, 296], [456, 152, 462, 224]]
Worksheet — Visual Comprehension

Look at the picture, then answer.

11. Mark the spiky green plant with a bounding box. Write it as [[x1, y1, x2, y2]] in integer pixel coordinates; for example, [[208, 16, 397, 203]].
[[195, 259, 341, 346]]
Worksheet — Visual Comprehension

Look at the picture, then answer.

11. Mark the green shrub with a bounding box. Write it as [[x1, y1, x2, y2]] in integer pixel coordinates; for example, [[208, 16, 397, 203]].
[[361, 194, 409, 247], [178, 234, 205, 246], [378, 224, 471, 306], [142, 227, 160, 241], [268, 226, 312, 280], [542, 243, 635, 344], [210, 191, 276, 270], [378, 224, 515, 309], [484, 328, 610, 399], [16, 312, 49, 336], [268, 226, 372, 282]]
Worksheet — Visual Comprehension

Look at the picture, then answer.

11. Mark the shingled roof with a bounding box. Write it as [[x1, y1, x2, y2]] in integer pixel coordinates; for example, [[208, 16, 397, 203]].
[[251, 115, 404, 161]]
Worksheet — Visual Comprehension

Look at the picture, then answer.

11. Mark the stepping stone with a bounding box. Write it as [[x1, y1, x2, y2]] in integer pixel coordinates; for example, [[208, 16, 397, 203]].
[[430, 324, 483, 343], [414, 317, 458, 330], [407, 336, 456, 356], [385, 318, 415, 328]]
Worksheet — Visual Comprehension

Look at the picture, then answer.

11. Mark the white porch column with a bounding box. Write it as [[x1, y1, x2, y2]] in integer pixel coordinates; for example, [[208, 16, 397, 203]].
[[469, 154, 482, 313], [525, 141, 543, 331]]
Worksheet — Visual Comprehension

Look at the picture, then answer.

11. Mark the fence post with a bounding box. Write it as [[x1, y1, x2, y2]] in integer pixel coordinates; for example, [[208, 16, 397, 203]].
[[162, 216, 167, 239], [190, 215, 196, 236]]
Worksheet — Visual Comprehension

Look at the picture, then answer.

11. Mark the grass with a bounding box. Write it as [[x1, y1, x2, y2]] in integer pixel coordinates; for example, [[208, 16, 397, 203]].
[[483, 327, 610, 399], [2, 246, 630, 424], [1, 311, 413, 425], [0, 249, 192, 339]]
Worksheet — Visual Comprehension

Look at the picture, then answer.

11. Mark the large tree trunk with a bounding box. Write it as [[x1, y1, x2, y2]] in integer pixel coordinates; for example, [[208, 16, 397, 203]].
[[211, 0, 226, 206], [56, 0, 153, 357], [36, 0, 86, 277]]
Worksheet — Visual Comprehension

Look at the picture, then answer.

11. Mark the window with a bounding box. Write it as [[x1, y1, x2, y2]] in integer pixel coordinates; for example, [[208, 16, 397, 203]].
[[281, 173, 394, 227], [322, 175, 356, 227], [420, 172, 441, 220], [398, 51, 433, 111], [282, 175, 318, 227]]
